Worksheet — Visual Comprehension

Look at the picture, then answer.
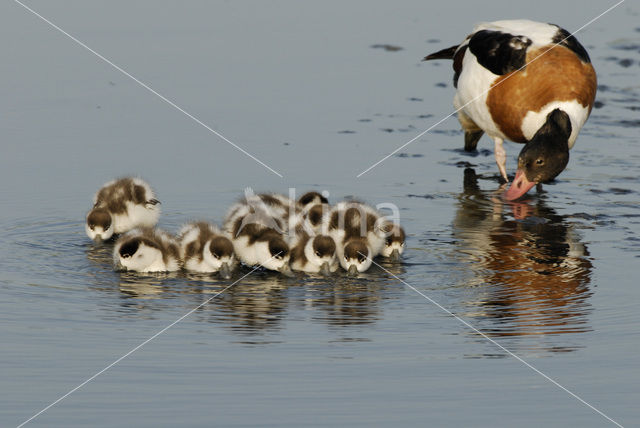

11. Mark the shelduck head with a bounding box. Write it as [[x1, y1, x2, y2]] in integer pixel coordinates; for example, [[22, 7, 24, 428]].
[[504, 109, 572, 201]]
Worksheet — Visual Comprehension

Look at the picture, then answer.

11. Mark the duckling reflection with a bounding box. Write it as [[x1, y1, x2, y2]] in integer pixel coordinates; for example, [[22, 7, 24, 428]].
[[453, 168, 592, 343], [117, 272, 172, 299], [306, 275, 394, 327], [206, 273, 289, 334]]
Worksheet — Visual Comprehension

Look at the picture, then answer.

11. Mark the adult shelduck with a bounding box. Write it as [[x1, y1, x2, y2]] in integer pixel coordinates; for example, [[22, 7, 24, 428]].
[[424, 20, 597, 200]]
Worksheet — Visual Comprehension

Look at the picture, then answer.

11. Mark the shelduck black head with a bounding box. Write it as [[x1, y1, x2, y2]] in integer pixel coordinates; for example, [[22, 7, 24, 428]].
[[504, 109, 571, 201]]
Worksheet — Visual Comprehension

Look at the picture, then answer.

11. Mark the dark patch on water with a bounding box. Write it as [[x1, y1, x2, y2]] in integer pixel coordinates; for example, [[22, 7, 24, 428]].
[[358, 118, 372, 122], [396, 153, 424, 158], [380, 128, 394, 133], [618, 119, 640, 128], [435, 82, 447, 88], [407, 193, 435, 199], [455, 161, 477, 168], [283, 142, 290, 146], [338, 130, 356, 134], [432, 129, 461, 136], [417, 114, 433, 119], [408, 97, 423, 102], [448, 147, 493, 157], [609, 187, 635, 195], [370, 44, 403, 52], [593, 100, 605, 109], [618, 58, 634, 67], [609, 41, 640, 52], [427, 38, 441, 43]]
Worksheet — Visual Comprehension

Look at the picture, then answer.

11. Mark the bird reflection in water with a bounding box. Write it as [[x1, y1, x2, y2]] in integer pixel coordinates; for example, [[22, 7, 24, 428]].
[[453, 168, 593, 349], [308, 275, 390, 327], [86, 239, 402, 336], [207, 273, 290, 336]]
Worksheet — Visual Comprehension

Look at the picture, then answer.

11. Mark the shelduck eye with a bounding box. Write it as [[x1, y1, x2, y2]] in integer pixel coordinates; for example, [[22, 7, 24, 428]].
[[275, 254, 283, 260], [212, 253, 220, 259], [344, 255, 349, 261], [315, 250, 321, 257], [536, 158, 544, 166], [358, 255, 367, 263]]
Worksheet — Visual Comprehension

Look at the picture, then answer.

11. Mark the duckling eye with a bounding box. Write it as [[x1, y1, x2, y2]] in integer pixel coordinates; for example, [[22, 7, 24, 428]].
[[344, 255, 349, 261], [536, 158, 544, 166], [88, 223, 95, 230], [275, 254, 283, 260], [212, 253, 220, 259], [358, 255, 366, 263], [315, 251, 321, 257]]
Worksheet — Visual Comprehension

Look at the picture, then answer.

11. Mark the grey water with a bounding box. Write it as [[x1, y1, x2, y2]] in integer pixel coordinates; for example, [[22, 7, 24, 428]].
[[1, 1, 639, 427]]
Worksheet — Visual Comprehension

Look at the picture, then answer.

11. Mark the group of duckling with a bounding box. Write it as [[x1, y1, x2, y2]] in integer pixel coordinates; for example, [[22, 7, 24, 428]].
[[85, 177, 406, 278]]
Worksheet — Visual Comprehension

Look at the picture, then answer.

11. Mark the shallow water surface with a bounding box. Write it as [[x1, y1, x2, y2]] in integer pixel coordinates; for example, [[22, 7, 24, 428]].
[[1, 1, 640, 427]]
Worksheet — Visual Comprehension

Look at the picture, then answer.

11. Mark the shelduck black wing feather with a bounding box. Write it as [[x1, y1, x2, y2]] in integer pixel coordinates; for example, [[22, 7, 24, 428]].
[[551, 26, 591, 63], [468, 30, 532, 75]]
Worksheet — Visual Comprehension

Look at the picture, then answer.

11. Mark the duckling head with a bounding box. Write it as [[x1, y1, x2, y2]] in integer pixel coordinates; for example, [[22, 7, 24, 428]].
[[86, 207, 114, 242], [306, 235, 337, 275], [381, 224, 406, 261], [263, 235, 292, 276], [342, 239, 372, 276], [204, 236, 236, 279]]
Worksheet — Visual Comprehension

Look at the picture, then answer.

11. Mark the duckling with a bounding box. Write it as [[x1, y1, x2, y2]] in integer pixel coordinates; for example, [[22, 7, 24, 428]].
[[324, 201, 385, 275], [178, 221, 236, 278], [326, 201, 386, 257], [86, 177, 160, 242], [224, 200, 293, 275], [113, 227, 180, 272], [289, 230, 338, 275], [341, 238, 373, 276], [380, 223, 406, 261]]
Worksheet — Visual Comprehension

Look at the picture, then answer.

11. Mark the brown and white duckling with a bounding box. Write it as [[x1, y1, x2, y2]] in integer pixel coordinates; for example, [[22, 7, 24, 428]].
[[380, 223, 406, 261], [224, 199, 293, 275], [326, 201, 386, 257], [340, 237, 373, 276], [86, 177, 160, 242], [289, 228, 338, 275], [325, 201, 385, 275], [113, 227, 180, 272], [178, 221, 236, 278]]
